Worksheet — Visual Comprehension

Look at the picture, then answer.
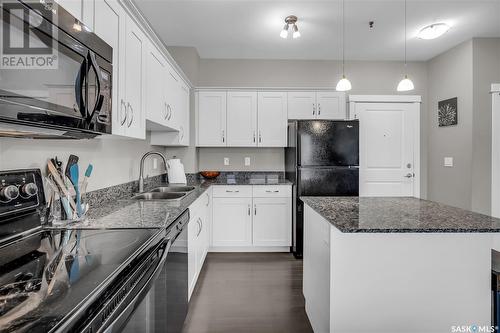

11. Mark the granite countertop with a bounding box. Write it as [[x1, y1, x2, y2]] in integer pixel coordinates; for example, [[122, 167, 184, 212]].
[[46, 176, 291, 231], [301, 196, 500, 233]]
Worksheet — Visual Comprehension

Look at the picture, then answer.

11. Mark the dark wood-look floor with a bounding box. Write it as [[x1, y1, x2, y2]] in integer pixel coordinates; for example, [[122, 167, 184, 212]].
[[182, 253, 313, 333]]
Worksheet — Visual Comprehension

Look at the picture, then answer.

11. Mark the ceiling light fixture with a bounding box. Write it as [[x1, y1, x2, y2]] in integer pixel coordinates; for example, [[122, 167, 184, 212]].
[[336, 0, 352, 92], [280, 15, 300, 39], [397, 0, 414, 92], [417, 23, 450, 40]]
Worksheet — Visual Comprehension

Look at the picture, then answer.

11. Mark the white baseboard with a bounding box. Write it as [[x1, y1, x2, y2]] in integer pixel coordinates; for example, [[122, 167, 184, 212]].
[[209, 246, 290, 253]]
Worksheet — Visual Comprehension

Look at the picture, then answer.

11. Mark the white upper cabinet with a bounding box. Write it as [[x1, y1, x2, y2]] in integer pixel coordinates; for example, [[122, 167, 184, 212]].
[[196, 91, 227, 147], [288, 91, 346, 120], [227, 91, 258, 147], [257, 92, 287, 147], [145, 42, 169, 128], [122, 16, 146, 139], [316, 92, 346, 120], [287, 91, 316, 119], [94, 0, 126, 136]]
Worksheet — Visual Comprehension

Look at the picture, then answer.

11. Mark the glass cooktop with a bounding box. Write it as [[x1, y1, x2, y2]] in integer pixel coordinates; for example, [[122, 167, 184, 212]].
[[0, 228, 160, 333]]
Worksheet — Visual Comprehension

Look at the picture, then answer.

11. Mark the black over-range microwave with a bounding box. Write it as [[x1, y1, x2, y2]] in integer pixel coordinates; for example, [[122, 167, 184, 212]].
[[0, 0, 112, 138]]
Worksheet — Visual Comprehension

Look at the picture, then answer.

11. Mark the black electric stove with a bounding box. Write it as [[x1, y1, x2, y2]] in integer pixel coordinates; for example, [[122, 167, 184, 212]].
[[0, 169, 169, 333]]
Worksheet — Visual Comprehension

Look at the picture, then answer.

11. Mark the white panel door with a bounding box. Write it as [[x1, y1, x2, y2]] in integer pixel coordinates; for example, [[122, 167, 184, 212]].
[[227, 91, 257, 147], [316, 92, 346, 120], [358, 102, 419, 197], [257, 92, 288, 147], [187, 213, 199, 298], [94, 0, 125, 136], [123, 17, 146, 139], [212, 198, 252, 247], [288, 91, 316, 119], [252, 197, 291, 246], [165, 63, 180, 130], [197, 91, 227, 146]]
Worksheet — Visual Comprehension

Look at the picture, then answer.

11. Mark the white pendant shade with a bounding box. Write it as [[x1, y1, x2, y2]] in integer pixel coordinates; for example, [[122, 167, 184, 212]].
[[336, 76, 352, 92], [417, 23, 450, 40], [397, 76, 415, 92]]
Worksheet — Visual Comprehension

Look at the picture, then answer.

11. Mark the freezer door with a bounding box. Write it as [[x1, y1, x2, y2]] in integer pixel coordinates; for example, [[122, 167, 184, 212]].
[[298, 167, 359, 196], [298, 120, 359, 167]]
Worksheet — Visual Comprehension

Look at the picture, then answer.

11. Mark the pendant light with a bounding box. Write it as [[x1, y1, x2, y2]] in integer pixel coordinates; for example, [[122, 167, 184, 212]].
[[397, 0, 415, 92], [336, 0, 352, 91]]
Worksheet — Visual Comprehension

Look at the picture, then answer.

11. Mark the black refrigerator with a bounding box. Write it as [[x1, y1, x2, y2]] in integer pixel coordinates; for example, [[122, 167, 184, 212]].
[[285, 120, 359, 258]]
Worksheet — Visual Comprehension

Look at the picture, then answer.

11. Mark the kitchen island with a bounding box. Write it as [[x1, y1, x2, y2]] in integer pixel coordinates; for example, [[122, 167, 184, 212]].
[[301, 196, 500, 333]]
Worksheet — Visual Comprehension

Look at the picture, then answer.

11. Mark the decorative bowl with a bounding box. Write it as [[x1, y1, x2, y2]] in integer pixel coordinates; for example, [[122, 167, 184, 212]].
[[200, 171, 220, 179]]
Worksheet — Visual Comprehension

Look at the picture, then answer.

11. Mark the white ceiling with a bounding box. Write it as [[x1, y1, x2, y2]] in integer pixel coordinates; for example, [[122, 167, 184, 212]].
[[133, 0, 500, 61]]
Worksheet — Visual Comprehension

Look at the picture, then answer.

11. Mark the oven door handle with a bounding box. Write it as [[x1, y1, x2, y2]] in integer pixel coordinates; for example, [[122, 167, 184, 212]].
[[75, 57, 87, 118], [103, 237, 172, 333], [87, 51, 108, 124]]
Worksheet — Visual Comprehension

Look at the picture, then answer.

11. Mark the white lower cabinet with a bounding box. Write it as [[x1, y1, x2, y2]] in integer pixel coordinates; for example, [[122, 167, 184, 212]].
[[211, 185, 292, 251], [252, 197, 291, 246], [187, 189, 212, 300], [212, 197, 253, 247]]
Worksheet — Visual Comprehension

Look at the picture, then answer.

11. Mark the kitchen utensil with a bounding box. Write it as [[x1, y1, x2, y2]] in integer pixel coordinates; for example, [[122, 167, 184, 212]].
[[47, 160, 77, 213], [166, 159, 187, 184], [200, 171, 220, 179], [69, 164, 82, 217], [81, 164, 93, 194], [65, 155, 79, 184]]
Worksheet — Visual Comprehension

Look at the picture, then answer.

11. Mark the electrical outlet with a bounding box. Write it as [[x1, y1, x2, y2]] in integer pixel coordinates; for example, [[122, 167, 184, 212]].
[[224, 157, 230, 166], [244, 157, 251, 166], [153, 158, 158, 169], [444, 157, 453, 167]]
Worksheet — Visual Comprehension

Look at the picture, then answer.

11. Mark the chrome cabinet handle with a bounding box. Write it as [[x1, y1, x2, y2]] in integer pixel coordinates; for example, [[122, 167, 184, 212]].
[[206, 193, 210, 206], [179, 126, 184, 142], [225, 190, 240, 193], [258, 131, 262, 143], [167, 104, 172, 120], [312, 103, 315, 115], [196, 218, 202, 237], [253, 131, 256, 143], [120, 99, 127, 125], [163, 102, 168, 120], [126, 103, 133, 128], [265, 190, 280, 193], [404, 173, 414, 178], [248, 204, 251, 216], [254, 205, 257, 215], [222, 130, 225, 143], [318, 103, 321, 115]]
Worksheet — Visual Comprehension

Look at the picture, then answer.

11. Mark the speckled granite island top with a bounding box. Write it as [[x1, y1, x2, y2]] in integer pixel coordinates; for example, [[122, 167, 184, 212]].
[[301, 196, 500, 233]]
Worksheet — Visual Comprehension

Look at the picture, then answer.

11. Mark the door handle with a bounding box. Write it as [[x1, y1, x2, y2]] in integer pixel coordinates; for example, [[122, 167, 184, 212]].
[[248, 204, 251, 216], [222, 130, 225, 143], [318, 103, 321, 115], [404, 173, 415, 178], [87, 51, 107, 124], [254, 205, 257, 215], [253, 131, 256, 143], [127, 103, 134, 128], [120, 99, 127, 125], [259, 131, 262, 143], [75, 57, 86, 118]]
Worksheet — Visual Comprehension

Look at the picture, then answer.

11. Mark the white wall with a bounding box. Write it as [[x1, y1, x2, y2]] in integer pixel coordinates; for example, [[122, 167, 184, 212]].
[[0, 134, 166, 192]]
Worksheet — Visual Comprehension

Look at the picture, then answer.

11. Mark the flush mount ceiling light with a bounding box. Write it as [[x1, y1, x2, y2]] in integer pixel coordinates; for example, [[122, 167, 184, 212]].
[[280, 15, 300, 39], [417, 23, 450, 40], [336, 0, 352, 92], [397, 0, 415, 92]]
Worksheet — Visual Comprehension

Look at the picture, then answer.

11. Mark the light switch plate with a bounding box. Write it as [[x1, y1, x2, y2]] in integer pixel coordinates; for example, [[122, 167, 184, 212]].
[[224, 157, 230, 166], [444, 157, 453, 167], [244, 157, 251, 166]]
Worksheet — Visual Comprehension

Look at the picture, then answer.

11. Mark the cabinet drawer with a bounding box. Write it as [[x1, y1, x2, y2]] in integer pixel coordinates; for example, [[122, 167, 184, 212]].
[[252, 185, 291, 198], [212, 185, 252, 198]]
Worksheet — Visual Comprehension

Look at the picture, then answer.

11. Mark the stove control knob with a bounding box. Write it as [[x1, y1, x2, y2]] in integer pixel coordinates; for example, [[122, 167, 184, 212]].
[[0, 185, 19, 202], [21, 183, 38, 198]]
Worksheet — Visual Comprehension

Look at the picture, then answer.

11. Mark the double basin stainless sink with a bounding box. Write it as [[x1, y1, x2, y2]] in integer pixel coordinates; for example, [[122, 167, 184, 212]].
[[132, 185, 195, 201]]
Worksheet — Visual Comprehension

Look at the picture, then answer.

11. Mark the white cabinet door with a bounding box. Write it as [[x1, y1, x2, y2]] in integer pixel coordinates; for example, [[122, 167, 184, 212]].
[[145, 42, 167, 126], [252, 197, 291, 246], [212, 197, 252, 247], [257, 92, 287, 147], [178, 83, 190, 146], [165, 64, 180, 130], [94, 0, 126, 136], [316, 92, 346, 120], [123, 17, 146, 139], [287, 91, 316, 119], [197, 91, 227, 146], [227, 91, 257, 147], [188, 213, 199, 298]]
